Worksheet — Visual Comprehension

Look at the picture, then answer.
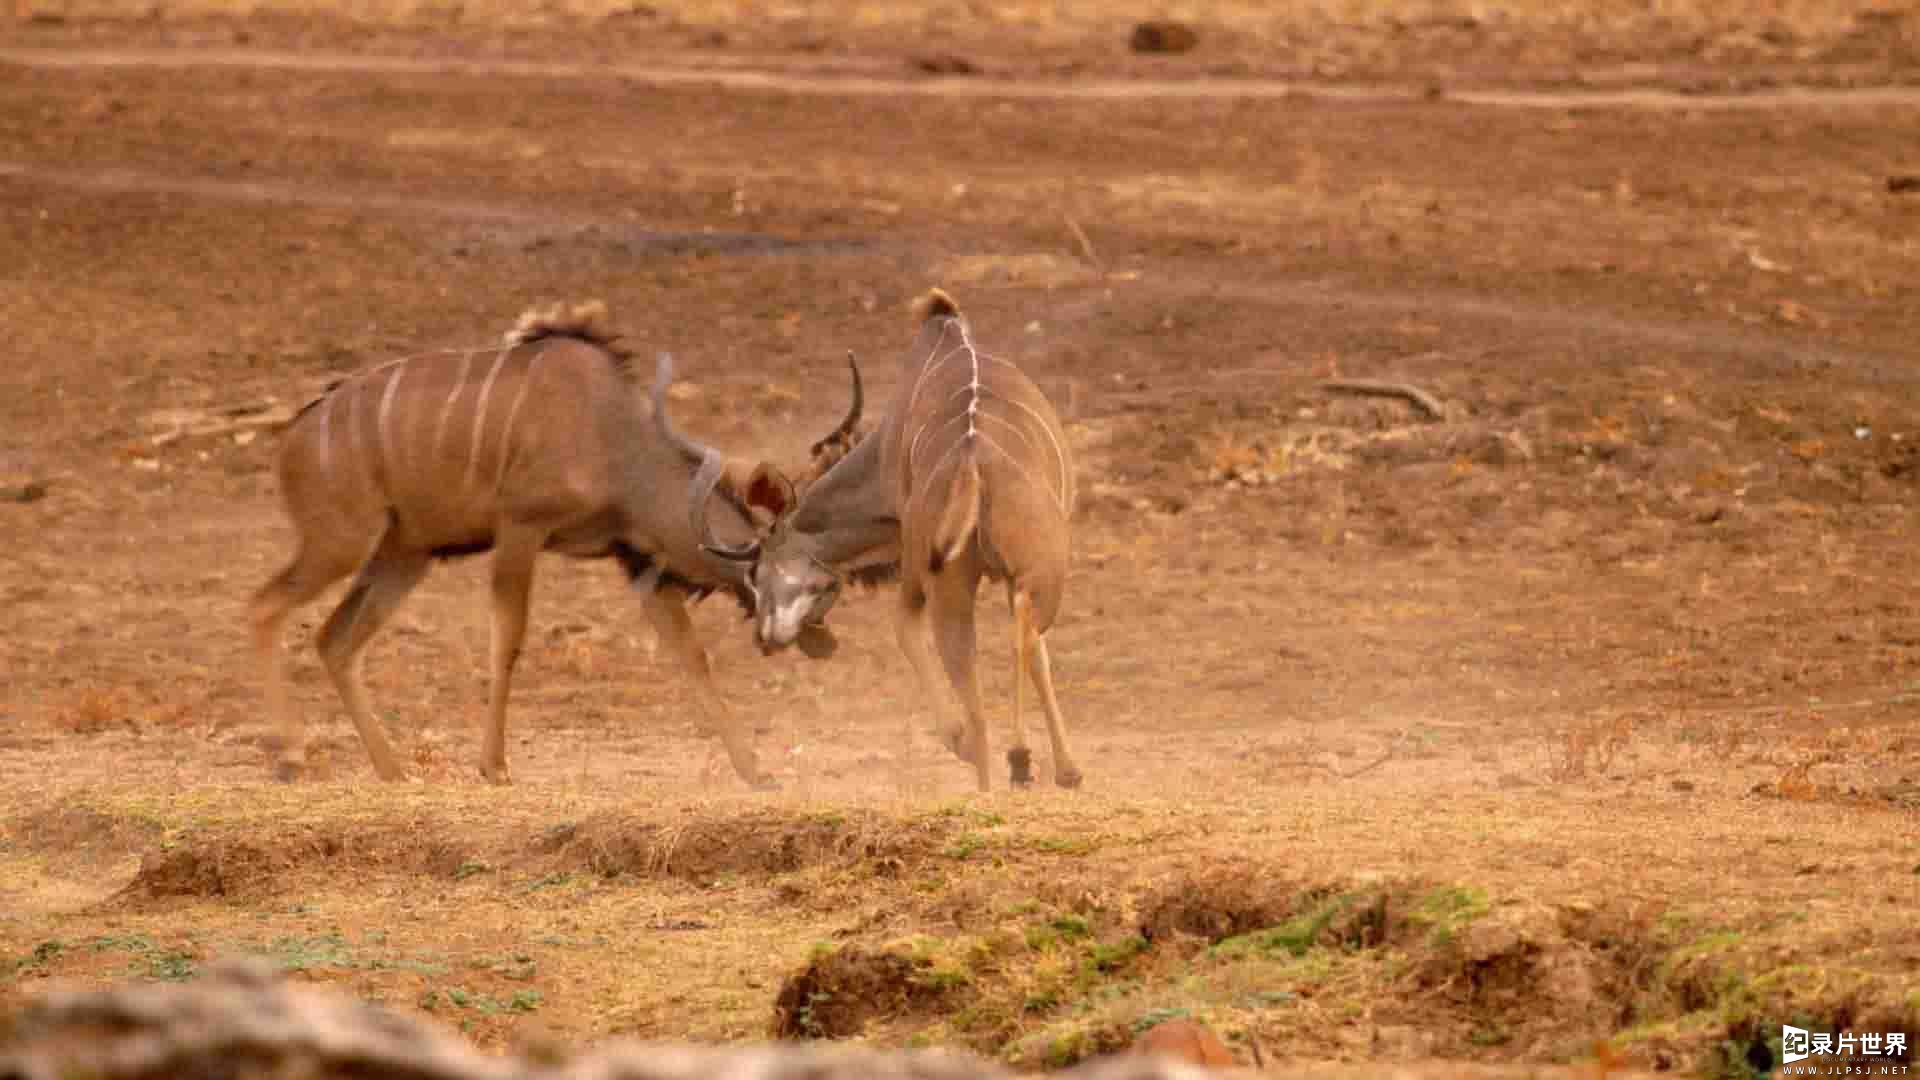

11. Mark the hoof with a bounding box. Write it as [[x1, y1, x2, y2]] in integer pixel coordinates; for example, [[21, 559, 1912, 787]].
[[749, 774, 782, 792], [1007, 746, 1035, 787], [272, 760, 302, 784], [1055, 764, 1085, 790], [479, 764, 512, 786]]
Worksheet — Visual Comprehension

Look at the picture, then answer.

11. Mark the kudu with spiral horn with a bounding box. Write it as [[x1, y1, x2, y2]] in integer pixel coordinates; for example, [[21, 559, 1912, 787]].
[[249, 301, 857, 787], [692, 289, 1082, 792]]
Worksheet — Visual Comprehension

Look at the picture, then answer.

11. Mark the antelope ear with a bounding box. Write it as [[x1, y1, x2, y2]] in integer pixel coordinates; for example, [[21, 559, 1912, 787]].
[[743, 462, 796, 519]]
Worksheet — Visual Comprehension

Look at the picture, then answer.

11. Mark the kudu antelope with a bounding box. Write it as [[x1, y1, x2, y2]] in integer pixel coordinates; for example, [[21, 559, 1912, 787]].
[[249, 301, 858, 786], [694, 288, 1082, 792]]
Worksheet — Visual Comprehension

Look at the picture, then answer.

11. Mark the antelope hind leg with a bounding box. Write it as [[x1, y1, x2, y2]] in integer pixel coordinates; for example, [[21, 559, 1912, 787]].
[[1006, 586, 1035, 787], [315, 546, 432, 783]]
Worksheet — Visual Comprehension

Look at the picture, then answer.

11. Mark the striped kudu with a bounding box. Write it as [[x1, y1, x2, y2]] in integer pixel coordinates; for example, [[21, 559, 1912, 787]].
[[249, 301, 858, 787], [693, 289, 1082, 792]]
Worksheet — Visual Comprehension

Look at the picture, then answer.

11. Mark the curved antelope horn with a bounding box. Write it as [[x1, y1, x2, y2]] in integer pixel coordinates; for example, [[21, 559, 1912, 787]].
[[808, 350, 864, 458], [690, 450, 762, 563], [657, 352, 761, 562], [651, 351, 713, 466]]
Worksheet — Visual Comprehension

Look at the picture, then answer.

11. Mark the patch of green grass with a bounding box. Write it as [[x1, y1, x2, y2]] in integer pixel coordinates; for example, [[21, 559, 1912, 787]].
[[421, 986, 543, 1015], [931, 805, 1005, 828], [916, 965, 973, 992], [1086, 935, 1148, 974], [1130, 1006, 1190, 1033], [1404, 885, 1490, 947], [137, 950, 198, 982], [365, 955, 448, 976], [1031, 835, 1099, 856], [1470, 1023, 1512, 1047], [1672, 931, 1744, 962], [471, 952, 537, 980], [4, 939, 66, 977], [266, 932, 356, 972], [943, 832, 989, 860], [453, 860, 492, 880], [1214, 894, 1354, 959], [525, 871, 575, 893], [1049, 914, 1092, 941], [1043, 1030, 1092, 1069], [89, 933, 157, 954]]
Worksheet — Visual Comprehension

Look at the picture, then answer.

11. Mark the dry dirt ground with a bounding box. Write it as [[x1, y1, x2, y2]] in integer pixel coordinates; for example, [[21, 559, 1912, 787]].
[[3, 2, 1920, 1076]]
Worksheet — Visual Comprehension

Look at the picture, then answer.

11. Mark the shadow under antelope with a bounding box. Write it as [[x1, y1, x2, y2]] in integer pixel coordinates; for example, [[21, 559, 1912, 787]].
[[249, 301, 856, 786], [695, 288, 1082, 792]]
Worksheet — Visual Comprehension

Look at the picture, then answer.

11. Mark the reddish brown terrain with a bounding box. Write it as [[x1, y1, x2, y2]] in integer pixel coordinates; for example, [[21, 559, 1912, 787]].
[[2, 2, 1918, 1075]]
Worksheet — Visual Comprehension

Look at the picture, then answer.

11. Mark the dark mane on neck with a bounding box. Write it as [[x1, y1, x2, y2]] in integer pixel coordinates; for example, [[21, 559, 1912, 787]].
[[503, 299, 637, 379]]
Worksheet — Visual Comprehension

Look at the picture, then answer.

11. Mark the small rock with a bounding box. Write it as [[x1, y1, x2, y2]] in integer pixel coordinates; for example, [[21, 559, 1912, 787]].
[[0, 480, 48, 503], [1670, 779, 1695, 792], [911, 53, 979, 76], [1888, 175, 1920, 194], [1130, 19, 1198, 54]]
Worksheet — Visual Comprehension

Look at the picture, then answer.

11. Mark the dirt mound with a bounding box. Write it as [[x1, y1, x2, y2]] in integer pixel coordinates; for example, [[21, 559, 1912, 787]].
[[772, 945, 965, 1039], [1137, 860, 1292, 943], [551, 809, 952, 883], [115, 820, 473, 904], [9, 804, 159, 861], [1138, 862, 1398, 949]]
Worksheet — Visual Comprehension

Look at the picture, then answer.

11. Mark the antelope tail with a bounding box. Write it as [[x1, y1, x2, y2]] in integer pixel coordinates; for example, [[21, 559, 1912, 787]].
[[928, 452, 981, 574]]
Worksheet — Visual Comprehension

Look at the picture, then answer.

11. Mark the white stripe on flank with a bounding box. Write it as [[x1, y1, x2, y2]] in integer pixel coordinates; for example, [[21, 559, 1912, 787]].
[[921, 427, 975, 502], [981, 389, 1071, 506], [973, 406, 1040, 459], [910, 412, 969, 476], [315, 391, 335, 473], [344, 376, 365, 484], [901, 320, 953, 459], [493, 351, 540, 493], [431, 350, 476, 468], [464, 349, 510, 491], [974, 430, 1066, 514], [376, 362, 406, 489]]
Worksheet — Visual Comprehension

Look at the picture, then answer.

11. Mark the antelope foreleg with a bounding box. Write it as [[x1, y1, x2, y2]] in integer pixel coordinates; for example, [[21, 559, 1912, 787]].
[[640, 584, 775, 791], [929, 576, 990, 792], [316, 548, 431, 782], [1025, 630, 1082, 789], [479, 525, 544, 785], [896, 590, 963, 766], [250, 553, 353, 782]]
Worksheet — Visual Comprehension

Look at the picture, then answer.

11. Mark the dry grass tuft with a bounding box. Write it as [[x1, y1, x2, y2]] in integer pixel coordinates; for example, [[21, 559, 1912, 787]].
[[550, 807, 957, 883], [48, 688, 135, 736], [1548, 713, 1637, 782]]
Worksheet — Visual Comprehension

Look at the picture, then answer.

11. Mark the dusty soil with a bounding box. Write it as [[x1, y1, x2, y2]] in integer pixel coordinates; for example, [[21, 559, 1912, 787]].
[[3, 3, 1919, 1076]]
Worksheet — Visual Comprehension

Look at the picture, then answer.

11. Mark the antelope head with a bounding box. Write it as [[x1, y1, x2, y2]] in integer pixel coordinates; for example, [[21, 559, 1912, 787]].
[[692, 353, 866, 658]]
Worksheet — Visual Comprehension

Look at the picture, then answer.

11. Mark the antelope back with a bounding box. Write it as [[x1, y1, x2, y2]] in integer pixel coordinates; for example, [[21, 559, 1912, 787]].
[[275, 329, 651, 556], [891, 297, 1073, 523]]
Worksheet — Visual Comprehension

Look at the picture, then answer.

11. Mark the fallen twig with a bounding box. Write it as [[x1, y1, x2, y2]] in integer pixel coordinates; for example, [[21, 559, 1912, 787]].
[[1320, 377, 1447, 421], [1064, 216, 1103, 271]]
